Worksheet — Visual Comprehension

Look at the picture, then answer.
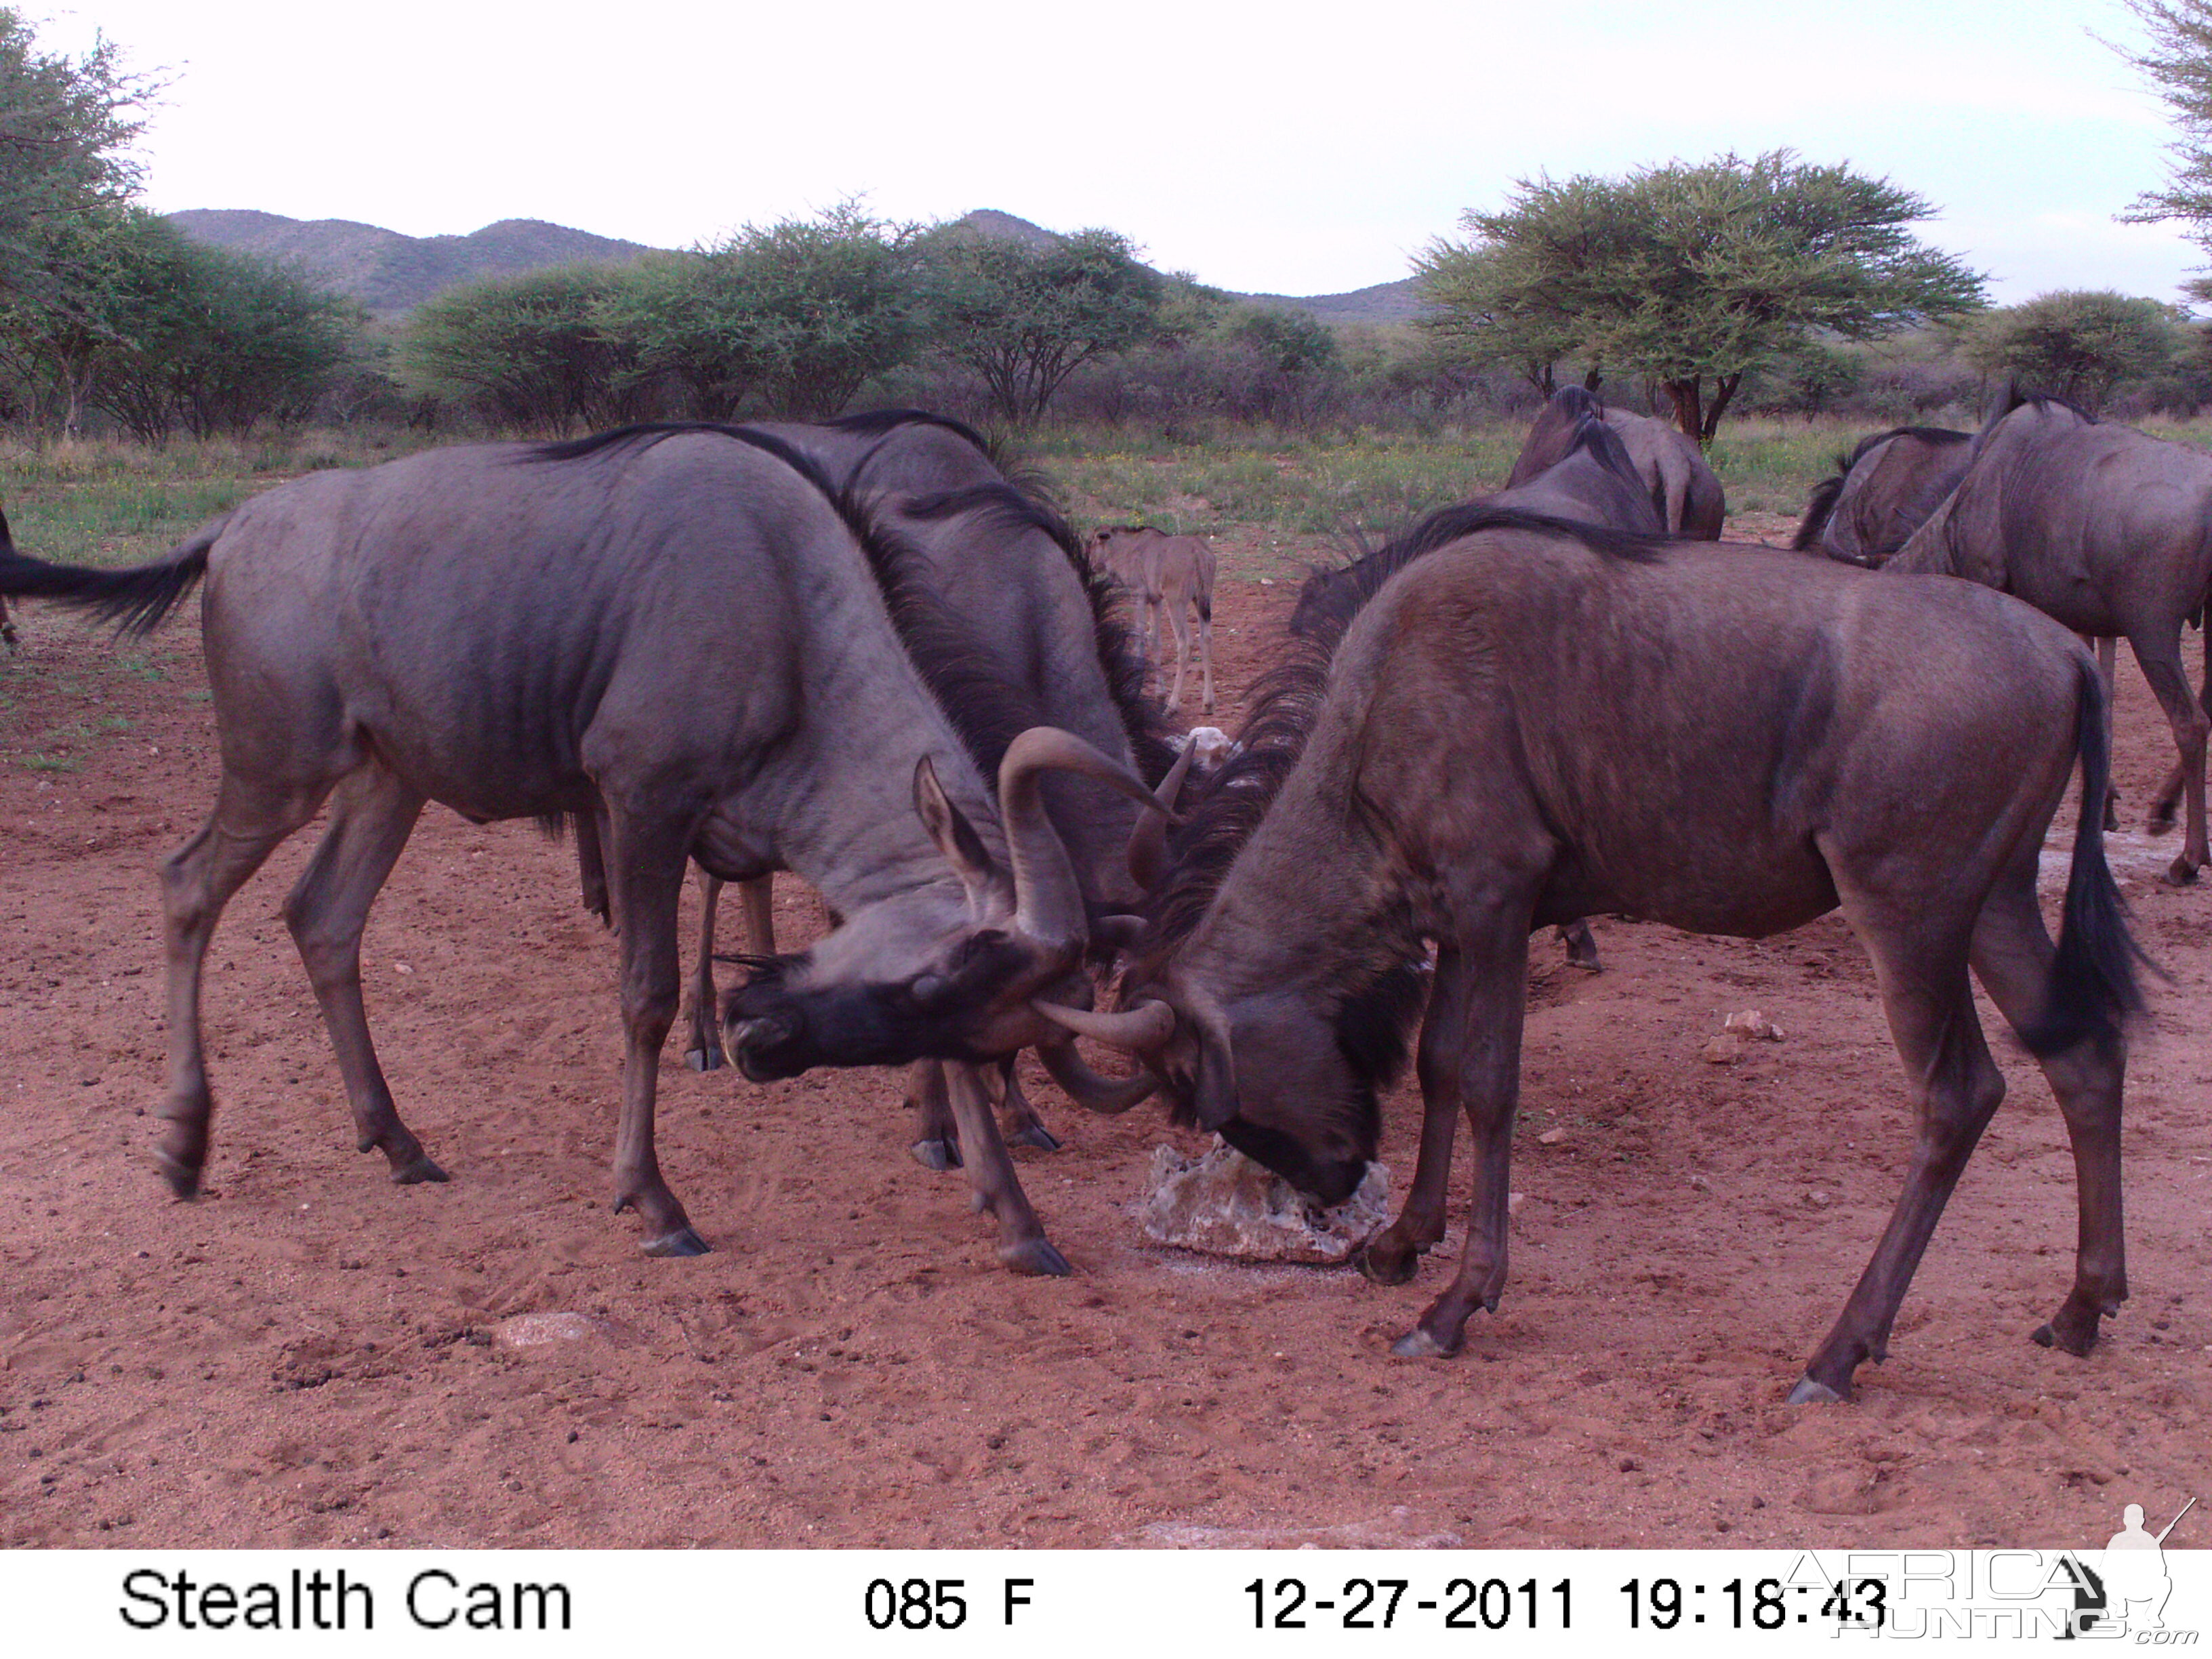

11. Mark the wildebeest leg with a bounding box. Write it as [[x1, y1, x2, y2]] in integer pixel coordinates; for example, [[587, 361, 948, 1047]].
[[575, 811, 611, 926], [994, 1053, 1060, 1150], [0, 592, 15, 647], [1556, 920, 1601, 970], [943, 1059, 1068, 1275], [680, 872, 723, 1071], [2097, 637, 2121, 832], [2146, 624, 2209, 845], [1355, 946, 1468, 1284], [155, 771, 329, 1196], [1394, 916, 1532, 1357], [907, 1061, 960, 1171], [601, 808, 705, 1256], [1163, 598, 1193, 713], [1792, 878, 2002, 1402], [1144, 590, 1166, 697], [2129, 630, 2209, 881], [1966, 862, 2128, 1357], [281, 766, 445, 1185], [1197, 596, 1215, 716]]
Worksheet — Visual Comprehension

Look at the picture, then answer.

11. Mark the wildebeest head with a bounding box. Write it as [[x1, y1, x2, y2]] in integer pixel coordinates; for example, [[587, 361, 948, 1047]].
[[724, 727, 1164, 1082], [1031, 954, 1420, 1206]]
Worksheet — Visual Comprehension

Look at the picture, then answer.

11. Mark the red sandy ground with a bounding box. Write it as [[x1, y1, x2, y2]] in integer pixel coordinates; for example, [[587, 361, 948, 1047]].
[[1, 518, 2205, 1551]]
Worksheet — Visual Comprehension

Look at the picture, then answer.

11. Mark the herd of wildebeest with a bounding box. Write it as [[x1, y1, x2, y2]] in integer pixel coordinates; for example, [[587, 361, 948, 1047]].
[[1, 384, 2205, 1406]]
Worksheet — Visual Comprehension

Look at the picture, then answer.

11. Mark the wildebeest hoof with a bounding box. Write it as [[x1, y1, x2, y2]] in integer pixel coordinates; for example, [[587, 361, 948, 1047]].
[[683, 1045, 724, 1073], [1785, 1374, 1847, 1405], [2146, 807, 2177, 836], [1007, 1122, 1062, 1151], [2032, 1313, 2100, 1356], [910, 1136, 962, 1172], [642, 1225, 711, 1258], [1352, 1241, 1419, 1285], [152, 1149, 202, 1200], [1389, 1327, 1460, 1359], [389, 1152, 450, 1185], [2162, 857, 2200, 886], [1000, 1237, 1071, 1276]]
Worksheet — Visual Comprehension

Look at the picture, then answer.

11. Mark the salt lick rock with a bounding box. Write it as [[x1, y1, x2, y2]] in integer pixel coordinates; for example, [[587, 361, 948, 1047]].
[[1138, 1139, 1391, 1263]]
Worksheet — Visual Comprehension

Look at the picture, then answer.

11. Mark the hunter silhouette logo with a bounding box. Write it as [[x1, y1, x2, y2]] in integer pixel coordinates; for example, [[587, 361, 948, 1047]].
[[2103, 1498, 2194, 1634]]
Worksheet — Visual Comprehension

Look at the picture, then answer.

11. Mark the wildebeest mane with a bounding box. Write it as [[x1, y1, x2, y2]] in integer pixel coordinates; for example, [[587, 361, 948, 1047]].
[[1151, 504, 1664, 960], [827, 407, 1001, 468], [527, 422, 1046, 784], [899, 482, 1179, 790], [1791, 426, 1974, 553]]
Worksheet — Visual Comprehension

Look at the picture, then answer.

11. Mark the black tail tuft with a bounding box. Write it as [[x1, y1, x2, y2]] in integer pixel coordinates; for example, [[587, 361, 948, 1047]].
[[2022, 660, 2149, 1056], [1792, 469, 1847, 552], [0, 515, 226, 638]]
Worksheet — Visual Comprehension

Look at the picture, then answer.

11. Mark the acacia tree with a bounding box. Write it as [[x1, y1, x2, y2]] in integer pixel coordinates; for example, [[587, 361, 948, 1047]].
[[603, 201, 922, 419], [401, 266, 653, 434], [916, 226, 1164, 422], [2114, 0, 2212, 276], [1956, 290, 2187, 414], [0, 9, 156, 306], [1418, 152, 1986, 442]]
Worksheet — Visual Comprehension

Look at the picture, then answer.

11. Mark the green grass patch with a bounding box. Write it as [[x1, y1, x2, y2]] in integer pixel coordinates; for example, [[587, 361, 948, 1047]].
[[21, 752, 79, 773]]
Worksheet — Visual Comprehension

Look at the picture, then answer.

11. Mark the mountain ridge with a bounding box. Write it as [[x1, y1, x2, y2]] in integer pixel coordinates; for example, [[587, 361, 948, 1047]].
[[164, 206, 1425, 323]]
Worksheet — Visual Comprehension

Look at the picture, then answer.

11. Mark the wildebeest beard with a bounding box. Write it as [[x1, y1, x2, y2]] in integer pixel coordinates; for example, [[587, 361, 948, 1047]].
[[723, 930, 1037, 1081]]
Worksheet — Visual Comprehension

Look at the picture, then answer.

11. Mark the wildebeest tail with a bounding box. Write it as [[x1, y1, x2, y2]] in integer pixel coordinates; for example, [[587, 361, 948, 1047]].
[[2024, 659, 2146, 1055], [0, 510, 226, 637], [1790, 462, 1849, 552]]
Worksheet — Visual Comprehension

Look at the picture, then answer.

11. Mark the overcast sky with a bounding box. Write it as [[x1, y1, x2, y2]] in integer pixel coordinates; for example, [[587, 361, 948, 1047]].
[[30, 0, 2209, 305]]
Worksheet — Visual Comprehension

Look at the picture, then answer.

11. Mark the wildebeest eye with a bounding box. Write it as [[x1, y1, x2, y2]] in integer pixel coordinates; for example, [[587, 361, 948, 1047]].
[[910, 972, 949, 1007]]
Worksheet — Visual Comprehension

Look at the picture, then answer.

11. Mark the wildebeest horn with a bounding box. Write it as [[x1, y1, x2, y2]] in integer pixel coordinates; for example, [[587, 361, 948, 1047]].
[[1127, 741, 1195, 893], [998, 727, 1164, 950], [1029, 996, 1177, 1052], [1036, 1037, 1158, 1114]]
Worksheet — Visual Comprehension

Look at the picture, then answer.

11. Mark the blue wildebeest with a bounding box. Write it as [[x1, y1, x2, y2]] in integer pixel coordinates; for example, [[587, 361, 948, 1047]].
[[567, 411, 1180, 1170], [1292, 386, 1662, 971], [0, 429, 1160, 1272], [1792, 425, 1971, 567], [1090, 525, 1217, 716], [1887, 395, 2212, 885], [1042, 504, 2140, 1402]]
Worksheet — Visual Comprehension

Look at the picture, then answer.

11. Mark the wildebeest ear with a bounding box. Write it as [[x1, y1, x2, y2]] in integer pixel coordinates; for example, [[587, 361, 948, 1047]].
[[1188, 994, 1239, 1132], [912, 756, 1002, 911]]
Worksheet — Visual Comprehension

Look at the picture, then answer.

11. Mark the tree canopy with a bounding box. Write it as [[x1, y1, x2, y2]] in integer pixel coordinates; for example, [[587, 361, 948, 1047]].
[[0, 8, 157, 304], [1955, 289, 2188, 414], [1416, 150, 1987, 441], [2113, 0, 2212, 272], [916, 226, 1164, 422]]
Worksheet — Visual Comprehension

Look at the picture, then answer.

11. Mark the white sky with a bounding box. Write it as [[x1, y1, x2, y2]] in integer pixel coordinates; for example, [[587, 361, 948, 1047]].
[[29, 0, 2210, 305]]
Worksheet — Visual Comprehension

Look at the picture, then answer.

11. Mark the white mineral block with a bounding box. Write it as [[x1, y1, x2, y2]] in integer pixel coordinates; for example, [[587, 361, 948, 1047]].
[[1138, 1139, 1391, 1263]]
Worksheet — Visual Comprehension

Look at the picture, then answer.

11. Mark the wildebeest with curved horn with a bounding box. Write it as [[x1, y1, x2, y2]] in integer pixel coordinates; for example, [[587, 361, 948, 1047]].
[[0, 429, 1160, 1272], [1792, 425, 1971, 566], [1044, 504, 2139, 1402], [577, 409, 1181, 1166], [1887, 395, 2212, 884]]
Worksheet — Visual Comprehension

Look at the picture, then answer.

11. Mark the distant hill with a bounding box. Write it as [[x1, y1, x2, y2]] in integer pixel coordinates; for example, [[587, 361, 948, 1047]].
[[166, 205, 1422, 324], [165, 210, 658, 316], [950, 209, 1425, 325]]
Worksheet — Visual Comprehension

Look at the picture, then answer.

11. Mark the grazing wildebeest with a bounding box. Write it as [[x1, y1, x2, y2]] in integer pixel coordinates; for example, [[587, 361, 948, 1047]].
[[1092, 525, 1216, 714], [1043, 504, 2139, 1402], [1887, 396, 2212, 884], [1792, 426, 1972, 566], [0, 429, 1160, 1272], [1597, 407, 1725, 539], [1296, 387, 1664, 969], [573, 410, 1179, 1170]]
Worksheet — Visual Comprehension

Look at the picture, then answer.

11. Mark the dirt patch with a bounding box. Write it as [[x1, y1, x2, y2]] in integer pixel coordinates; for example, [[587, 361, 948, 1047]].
[[1, 548, 2205, 1550]]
